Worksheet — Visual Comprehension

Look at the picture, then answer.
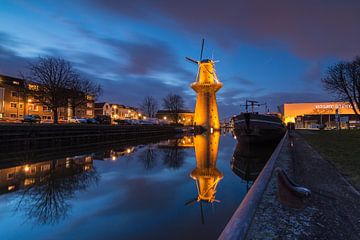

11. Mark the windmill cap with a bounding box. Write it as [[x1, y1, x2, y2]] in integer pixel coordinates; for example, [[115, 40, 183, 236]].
[[200, 59, 212, 63]]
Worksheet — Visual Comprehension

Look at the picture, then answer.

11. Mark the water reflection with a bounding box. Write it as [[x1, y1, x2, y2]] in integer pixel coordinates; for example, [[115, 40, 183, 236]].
[[231, 139, 278, 190], [0, 156, 98, 225], [191, 131, 222, 203]]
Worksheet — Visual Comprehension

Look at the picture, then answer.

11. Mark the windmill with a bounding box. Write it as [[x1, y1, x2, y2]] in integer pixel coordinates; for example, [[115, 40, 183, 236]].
[[186, 39, 223, 130]]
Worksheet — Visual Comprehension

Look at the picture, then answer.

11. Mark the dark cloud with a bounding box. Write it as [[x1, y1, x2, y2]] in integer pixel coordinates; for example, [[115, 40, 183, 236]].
[[88, 0, 360, 59], [0, 46, 32, 77], [232, 76, 254, 86]]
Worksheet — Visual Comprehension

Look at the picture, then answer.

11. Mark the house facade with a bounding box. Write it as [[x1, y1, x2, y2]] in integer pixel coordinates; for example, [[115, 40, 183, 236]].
[[0, 74, 94, 122]]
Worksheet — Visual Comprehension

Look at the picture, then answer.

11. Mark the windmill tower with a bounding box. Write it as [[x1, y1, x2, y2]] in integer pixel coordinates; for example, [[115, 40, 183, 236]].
[[186, 39, 223, 130]]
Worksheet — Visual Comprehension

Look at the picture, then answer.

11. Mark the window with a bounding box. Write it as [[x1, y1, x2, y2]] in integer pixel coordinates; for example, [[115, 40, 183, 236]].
[[24, 178, 35, 186], [11, 91, 19, 98], [43, 106, 51, 112], [86, 110, 93, 116], [86, 102, 93, 108], [7, 172, 15, 180], [28, 104, 38, 111], [28, 84, 39, 91], [10, 114, 17, 118], [19, 103, 23, 109], [41, 164, 51, 172], [10, 102, 17, 108]]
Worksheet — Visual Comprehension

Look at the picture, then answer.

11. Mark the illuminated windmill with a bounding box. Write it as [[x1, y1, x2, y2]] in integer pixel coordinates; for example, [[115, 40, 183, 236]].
[[186, 39, 223, 130]]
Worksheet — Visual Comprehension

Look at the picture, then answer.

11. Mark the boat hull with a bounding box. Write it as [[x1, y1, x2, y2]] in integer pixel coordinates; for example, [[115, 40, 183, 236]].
[[232, 113, 286, 143]]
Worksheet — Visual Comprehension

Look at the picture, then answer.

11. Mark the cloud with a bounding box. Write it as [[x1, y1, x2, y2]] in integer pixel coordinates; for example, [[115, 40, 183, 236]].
[[0, 32, 35, 76], [88, 0, 360, 59]]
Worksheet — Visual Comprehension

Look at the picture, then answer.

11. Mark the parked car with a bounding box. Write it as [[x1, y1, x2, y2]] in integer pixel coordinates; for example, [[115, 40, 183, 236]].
[[68, 117, 87, 124], [95, 115, 112, 125], [22, 115, 41, 123], [86, 118, 98, 124], [114, 119, 132, 125]]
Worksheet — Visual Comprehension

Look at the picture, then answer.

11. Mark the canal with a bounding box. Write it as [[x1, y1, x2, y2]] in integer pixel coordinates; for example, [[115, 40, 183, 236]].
[[0, 132, 277, 239]]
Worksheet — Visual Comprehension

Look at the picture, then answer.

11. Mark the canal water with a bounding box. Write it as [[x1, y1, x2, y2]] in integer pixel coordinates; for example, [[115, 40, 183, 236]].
[[0, 132, 277, 240]]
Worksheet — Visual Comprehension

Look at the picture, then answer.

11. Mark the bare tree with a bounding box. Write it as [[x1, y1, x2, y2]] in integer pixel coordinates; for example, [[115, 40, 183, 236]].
[[68, 78, 102, 117], [322, 57, 360, 116], [162, 93, 185, 122], [139, 96, 158, 118], [27, 57, 79, 123], [15, 160, 99, 225]]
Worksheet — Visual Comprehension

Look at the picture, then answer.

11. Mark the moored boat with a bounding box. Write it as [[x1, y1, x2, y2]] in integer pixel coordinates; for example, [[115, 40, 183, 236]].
[[232, 100, 286, 142]]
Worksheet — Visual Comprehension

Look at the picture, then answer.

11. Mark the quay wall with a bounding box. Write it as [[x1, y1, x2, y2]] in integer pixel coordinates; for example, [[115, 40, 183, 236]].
[[0, 124, 181, 150], [219, 131, 288, 240]]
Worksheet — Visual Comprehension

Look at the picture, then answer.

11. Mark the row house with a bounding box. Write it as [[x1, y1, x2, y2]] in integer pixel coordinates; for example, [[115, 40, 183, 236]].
[[0, 74, 94, 122], [94, 102, 141, 121]]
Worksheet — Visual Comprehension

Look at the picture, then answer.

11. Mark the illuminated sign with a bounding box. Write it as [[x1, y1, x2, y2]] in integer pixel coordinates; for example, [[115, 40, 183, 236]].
[[315, 104, 352, 109]]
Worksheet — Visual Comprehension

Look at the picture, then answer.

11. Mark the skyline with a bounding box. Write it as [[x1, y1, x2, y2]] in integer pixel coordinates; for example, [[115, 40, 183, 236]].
[[1, 1, 360, 117]]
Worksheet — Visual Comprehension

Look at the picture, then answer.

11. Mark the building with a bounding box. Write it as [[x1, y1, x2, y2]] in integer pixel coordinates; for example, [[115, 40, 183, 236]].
[[94, 102, 141, 121], [0, 155, 93, 195], [156, 109, 194, 125], [191, 59, 222, 130], [0, 74, 94, 122], [282, 102, 359, 129]]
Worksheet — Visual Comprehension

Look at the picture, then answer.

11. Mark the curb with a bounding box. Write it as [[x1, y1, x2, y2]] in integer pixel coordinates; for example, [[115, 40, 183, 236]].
[[218, 131, 288, 240]]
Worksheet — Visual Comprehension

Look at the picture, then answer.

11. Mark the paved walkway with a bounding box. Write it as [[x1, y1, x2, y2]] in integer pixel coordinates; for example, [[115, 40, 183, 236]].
[[246, 131, 360, 239]]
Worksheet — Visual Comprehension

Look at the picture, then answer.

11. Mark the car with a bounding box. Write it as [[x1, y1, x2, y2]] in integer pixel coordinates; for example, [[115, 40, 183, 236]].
[[86, 118, 98, 124], [68, 117, 87, 124], [22, 115, 41, 123], [95, 115, 112, 125], [114, 119, 132, 125]]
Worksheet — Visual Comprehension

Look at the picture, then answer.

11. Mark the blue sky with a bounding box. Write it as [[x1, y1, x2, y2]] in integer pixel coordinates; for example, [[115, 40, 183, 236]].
[[1, 0, 360, 117]]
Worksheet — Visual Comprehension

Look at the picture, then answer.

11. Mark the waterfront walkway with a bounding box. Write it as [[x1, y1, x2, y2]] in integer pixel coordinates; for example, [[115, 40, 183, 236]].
[[246, 131, 360, 239]]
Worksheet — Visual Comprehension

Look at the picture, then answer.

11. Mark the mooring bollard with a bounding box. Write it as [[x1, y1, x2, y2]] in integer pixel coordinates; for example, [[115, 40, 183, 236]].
[[276, 167, 311, 209]]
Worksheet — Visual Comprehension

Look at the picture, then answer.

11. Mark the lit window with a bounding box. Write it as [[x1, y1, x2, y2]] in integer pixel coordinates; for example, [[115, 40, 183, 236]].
[[28, 84, 39, 91], [8, 185, 15, 191], [12, 81, 19, 85], [24, 178, 35, 186], [41, 164, 51, 172], [7, 172, 15, 180], [85, 156, 92, 163]]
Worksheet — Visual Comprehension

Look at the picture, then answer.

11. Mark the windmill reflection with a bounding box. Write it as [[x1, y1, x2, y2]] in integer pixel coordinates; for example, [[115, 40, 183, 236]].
[[187, 131, 222, 223], [231, 139, 278, 191], [0, 156, 98, 225]]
